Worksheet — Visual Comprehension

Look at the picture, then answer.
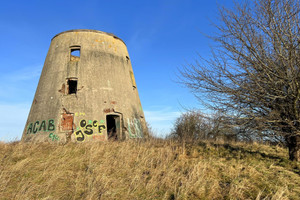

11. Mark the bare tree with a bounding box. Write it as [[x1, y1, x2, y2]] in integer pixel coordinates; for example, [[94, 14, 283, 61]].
[[180, 0, 300, 161], [170, 111, 212, 141]]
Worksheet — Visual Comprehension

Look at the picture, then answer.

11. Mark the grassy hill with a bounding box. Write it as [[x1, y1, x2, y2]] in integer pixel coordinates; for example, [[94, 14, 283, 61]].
[[0, 139, 299, 200]]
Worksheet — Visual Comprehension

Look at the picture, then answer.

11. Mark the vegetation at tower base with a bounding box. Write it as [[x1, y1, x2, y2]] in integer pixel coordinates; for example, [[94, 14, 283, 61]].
[[179, 0, 300, 161], [0, 139, 299, 199]]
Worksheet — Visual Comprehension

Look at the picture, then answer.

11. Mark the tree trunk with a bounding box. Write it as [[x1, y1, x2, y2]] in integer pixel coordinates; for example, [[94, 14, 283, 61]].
[[286, 135, 300, 161]]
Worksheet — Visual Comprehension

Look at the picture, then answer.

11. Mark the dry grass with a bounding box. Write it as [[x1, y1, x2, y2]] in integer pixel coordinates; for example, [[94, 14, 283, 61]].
[[0, 139, 299, 200]]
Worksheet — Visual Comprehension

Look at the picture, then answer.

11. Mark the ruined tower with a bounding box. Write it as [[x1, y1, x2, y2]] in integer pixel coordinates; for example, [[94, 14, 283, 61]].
[[22, 29, 146, 143]]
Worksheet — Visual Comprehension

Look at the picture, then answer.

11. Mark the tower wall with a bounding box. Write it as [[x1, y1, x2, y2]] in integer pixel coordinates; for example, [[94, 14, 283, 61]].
[[22, 30, 146, 143]]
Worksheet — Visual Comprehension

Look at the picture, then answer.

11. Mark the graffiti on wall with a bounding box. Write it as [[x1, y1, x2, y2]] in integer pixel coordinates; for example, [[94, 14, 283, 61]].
[[73, 119, 106, 142], [75, 112, 85, 117], [127, 118, 143, 138], [49, 133, 59, 141], [26, 119, 58, 141], [27, 119, 55, 134]]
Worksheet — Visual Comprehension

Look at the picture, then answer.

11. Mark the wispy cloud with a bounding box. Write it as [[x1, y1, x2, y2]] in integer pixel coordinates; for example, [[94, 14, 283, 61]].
[[0, 103, 31, 141], [0, 65, 41, 101], [12, 66, 41, 82], [144, 107, 181, 137], [144, 109, 181, 122], [0, 64, 41, 141], [1, 65, 42, 82]]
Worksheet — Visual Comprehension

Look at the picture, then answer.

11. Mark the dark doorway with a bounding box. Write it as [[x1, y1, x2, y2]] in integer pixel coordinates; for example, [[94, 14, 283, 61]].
[[106, 115, 120, 140]]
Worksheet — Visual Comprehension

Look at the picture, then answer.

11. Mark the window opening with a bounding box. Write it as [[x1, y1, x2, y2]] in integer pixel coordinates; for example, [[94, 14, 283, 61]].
[[67, 78, 78, 94], [106, 115, 120, 140], [129, 71, 136, 88], [70, 46, 80, 61]]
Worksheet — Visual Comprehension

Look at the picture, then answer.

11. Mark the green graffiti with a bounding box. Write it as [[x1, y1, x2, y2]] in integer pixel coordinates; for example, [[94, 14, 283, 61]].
[[27, 123, 33, 134], [49, 133, 59, 141], [26, 119, 56, 134], [127, 118, 143, 138], [48, 119, 55, 131], [33, 121, 39, 134], [39, 120, 47, 131]]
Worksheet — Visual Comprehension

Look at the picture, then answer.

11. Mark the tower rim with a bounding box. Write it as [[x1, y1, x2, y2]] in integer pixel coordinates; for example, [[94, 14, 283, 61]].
[[51, 29, 126, 45]]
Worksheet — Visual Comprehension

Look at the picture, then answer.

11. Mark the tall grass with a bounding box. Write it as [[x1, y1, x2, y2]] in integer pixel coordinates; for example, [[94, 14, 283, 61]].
[[0, 139, 299, 199]]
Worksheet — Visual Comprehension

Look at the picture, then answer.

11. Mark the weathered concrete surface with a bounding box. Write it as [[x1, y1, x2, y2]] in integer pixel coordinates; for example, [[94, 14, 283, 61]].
[[22, 29, 146, 143]]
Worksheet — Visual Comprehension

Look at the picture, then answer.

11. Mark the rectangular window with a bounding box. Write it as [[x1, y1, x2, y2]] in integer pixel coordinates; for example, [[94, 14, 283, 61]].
[[129, 71, 136, 88], [67, 78, 78, 94], [70, 46, 80, 61]]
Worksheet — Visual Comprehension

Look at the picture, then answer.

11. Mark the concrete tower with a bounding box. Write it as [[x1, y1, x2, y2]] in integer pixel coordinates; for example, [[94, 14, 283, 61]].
[[22, 29, 146, 143]]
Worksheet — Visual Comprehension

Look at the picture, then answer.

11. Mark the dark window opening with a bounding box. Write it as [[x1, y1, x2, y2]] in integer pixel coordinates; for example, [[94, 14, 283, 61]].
[[70, 46, 80, 61], [106, 115, 120, 140], [67, 79, 78, 94]]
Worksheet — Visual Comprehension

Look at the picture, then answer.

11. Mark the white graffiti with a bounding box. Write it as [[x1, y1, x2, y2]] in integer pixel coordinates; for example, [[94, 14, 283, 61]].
[[127, 118, 143, 138]]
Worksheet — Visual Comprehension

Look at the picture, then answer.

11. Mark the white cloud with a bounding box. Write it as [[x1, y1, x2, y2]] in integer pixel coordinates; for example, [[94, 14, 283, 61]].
[[0, 103, 31, 142], [144, 110, 181, 122], [1, 65, 41, 82], [0, 65, 41, 100], [0, 65, 41, 142], [144, 107, 181, 138]]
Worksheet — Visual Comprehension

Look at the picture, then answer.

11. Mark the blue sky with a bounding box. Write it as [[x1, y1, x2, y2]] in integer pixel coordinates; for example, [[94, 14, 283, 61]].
[[0, 0, 234, 141]]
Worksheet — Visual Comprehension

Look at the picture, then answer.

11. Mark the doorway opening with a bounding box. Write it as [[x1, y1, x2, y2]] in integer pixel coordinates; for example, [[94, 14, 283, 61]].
[[106, 115, 120, 140]]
